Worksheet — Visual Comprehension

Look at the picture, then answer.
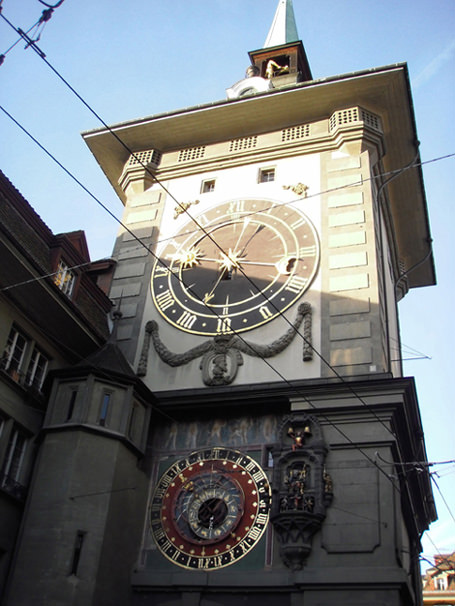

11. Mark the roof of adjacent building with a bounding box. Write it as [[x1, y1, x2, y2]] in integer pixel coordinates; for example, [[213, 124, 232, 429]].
[[0, 170, 114, 361]]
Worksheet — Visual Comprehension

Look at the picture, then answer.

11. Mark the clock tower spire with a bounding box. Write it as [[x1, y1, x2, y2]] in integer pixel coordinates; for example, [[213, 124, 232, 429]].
[[227, 0, 312, 98], [264, 0, 299, 47]]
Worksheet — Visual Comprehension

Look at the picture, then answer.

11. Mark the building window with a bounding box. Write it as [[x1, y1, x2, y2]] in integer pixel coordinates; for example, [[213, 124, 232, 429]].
[[99, 393, 111, 426], [54, 260, 76, 297], [1, 326, 28, 381], [25, 346, 49, 391], [259, 167, 275, 183], [436, 577, 448, 590], [1, 426, 28, 498], [201, 179, 216, 193], [127, 404, 137, 440], [1, 325, 50, 390], [66, 390, 78, 422], [70, 530, 86, 576]]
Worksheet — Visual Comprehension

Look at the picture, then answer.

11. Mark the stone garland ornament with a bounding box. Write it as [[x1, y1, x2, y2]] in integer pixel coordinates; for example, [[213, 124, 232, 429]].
[[137, 302, 313, 385], [270, 413, 333, 571]]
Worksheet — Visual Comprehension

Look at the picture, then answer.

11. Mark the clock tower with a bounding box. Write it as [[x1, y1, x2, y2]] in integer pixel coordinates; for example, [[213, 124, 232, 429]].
[[82, 1, 436, 604], [7, 1, 436, 605]]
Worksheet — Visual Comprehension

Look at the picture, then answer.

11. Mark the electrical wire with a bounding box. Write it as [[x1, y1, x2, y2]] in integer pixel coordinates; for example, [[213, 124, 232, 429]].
[[431, 475, 455, 525], [376, 452, 455, 469], [0, 0, 64, 65], [0, 105, 400, 490], [1, 4, 452, 553], [0, 18, 41, 65], [0, 101, 427, 461], [0, 104, 442, 493], [1, 9, 449, 500], [424, 532, 455, 571], [0, 259, 99, 292], [0, 103, 444, 446]]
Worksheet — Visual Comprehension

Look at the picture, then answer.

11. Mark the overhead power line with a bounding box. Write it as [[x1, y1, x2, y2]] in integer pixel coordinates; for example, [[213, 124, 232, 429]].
[[0, 101, 428, 458], [0, 104, 404, 493], [1, 7, 451, 521]]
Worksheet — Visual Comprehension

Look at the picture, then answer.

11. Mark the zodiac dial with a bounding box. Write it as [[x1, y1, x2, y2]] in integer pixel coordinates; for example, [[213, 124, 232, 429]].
[[150, 448, 271, 570], [151, 199, 319, 336]]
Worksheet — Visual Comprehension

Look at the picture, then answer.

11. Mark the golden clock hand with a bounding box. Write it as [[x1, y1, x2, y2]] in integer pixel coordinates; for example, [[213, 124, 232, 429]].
[[203, 268, 227, 304]]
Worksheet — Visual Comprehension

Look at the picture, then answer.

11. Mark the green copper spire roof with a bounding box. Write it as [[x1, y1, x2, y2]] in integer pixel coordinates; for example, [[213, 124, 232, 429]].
[[264, 0, 299, 47]]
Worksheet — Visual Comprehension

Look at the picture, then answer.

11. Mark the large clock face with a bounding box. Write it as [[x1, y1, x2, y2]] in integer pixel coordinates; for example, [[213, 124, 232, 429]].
[[150, 448, 271, 570], [151, 198, 319, 336]]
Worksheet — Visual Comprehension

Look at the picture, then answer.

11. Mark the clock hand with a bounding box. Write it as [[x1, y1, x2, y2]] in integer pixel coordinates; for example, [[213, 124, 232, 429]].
[[203, 268, 227, 304], [238, 223, 266, 257], [233, 217, 251, 252]]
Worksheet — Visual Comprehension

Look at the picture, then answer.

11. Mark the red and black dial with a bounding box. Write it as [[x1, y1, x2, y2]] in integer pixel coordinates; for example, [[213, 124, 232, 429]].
[[150, 447, 271, 570]]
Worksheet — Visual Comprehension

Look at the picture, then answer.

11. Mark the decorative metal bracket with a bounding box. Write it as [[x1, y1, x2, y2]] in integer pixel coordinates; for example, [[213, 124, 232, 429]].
[[137, 302, 313, 386], [283, 183, 309, 198], [173, 199, 200, 219], [270, 413, 333, 570]]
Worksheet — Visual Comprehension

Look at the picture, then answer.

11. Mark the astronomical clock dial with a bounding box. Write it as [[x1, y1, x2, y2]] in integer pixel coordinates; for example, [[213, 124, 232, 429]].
[[151, 198, 319, 336], [150, 448, 271, 570]]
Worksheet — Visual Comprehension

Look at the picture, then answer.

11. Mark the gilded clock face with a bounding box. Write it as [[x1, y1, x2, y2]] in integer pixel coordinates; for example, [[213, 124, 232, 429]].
[[151, 198, 319, 336], [150, 447, 271, 570]]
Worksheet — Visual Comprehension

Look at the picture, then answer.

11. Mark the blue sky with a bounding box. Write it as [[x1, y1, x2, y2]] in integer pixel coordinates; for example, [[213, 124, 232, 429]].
[[1, 0, 454, 570]]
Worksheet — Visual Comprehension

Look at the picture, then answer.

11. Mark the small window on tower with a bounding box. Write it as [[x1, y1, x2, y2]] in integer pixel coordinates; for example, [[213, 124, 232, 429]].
[[201, 179, 216, 193], [70, 530, 86, 576], [99, 393, 111, 427], [259, 167, 275, 183], [66, 390, 78, 422]]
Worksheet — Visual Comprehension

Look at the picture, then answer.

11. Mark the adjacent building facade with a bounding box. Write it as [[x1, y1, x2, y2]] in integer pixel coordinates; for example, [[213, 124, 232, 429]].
[[2, 1, 438, 605], [423, 553, 455, 605], [0, 170, 114, 599]]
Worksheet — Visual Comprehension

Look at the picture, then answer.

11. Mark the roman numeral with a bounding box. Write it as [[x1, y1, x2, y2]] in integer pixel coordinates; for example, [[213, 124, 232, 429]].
[[227, 200, 245, 216], [299, 245, 317, 257], [153, 527, 166, 541], [245, 460, 259, 473], [285, 276, 308, 294], [248, 525, 263, 541], [259, 305, 273, 319], [161, 539, 173, 553], [256, 513, 269, 526], [216, 316, 232, 334], [252, 470, 265, 483], [177, 311, 197, 329], [154, 264, 169, 276], [156, 289, 175, 311]]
